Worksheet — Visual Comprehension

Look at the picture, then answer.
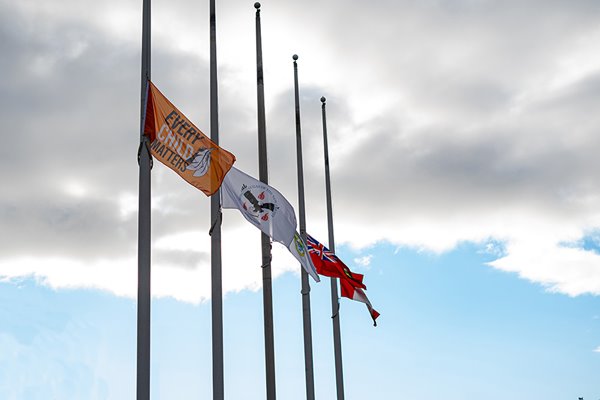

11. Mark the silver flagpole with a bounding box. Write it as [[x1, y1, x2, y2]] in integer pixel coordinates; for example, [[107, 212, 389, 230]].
[[136, 0, 151, 398], [255, 4, 277, 399], [321, 96, 345, 400], [292, 54, 315, 400], [209, 0, 224, 398]]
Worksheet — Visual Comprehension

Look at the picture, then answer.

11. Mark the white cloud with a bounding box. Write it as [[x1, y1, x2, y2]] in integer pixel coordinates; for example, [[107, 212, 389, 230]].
[[490, 240, 600, 297], [593, 346, 600, 353], [353, 255, 373, 268], [0, 224, 300, 304], [0, 257, 137, 298], [2, 0, 600, 302]]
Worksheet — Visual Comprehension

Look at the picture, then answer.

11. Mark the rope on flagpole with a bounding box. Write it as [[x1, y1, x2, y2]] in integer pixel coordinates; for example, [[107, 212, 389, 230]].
[[137, 137, 153, 169], [331, 299, 340, 319], [138, 80, 153, 170], [260, 242, 272, 268], [208, 207, 222, 236]]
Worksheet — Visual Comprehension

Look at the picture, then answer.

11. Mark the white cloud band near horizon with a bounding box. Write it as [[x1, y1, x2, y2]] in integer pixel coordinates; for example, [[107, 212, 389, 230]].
[[2, 0, 600, 302]]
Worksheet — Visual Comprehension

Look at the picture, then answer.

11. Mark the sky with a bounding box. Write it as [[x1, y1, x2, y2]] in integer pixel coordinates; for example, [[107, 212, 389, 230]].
[[1, 0, 600, 398]]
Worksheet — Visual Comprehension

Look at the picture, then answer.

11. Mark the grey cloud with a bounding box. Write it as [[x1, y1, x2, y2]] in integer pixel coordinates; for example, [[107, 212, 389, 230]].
[[0, 195, 135, 259], [153, 249, 208, 269], [3, 0, 600, 296], [0, 3, 236, 264], [325, 73, 600, 245], [292, 0, 600, 123]]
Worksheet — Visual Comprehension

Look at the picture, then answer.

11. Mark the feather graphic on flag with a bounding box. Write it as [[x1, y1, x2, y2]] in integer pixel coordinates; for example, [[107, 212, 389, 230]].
[[186, 148, 213, 177], [143, 81, 235, 195]]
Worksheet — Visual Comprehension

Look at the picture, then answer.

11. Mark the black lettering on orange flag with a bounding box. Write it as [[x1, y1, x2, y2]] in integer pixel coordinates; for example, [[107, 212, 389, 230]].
[[143, 81, 235, 196]]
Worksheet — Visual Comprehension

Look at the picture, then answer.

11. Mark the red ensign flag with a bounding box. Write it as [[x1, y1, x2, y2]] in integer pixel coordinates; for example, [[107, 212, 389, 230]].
[[306, 234, 380, 326]]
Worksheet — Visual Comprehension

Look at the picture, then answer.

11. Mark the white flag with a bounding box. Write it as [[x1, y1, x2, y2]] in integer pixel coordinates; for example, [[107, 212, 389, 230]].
[[221, 166, 297, 246], [288, 232, 320, 282]]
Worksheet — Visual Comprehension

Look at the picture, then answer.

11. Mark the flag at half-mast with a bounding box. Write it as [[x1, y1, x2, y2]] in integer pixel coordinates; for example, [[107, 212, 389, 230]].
[[221, 166, 296, 246], [143, 81, 236, 196], [306, 234, 380, 325], [221, 166, 320, 282], [288, 232, 320, 282]]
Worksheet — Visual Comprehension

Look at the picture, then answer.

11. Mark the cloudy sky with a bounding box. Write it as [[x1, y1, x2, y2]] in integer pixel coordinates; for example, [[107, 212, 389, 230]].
[[2, 0, 600, 398]]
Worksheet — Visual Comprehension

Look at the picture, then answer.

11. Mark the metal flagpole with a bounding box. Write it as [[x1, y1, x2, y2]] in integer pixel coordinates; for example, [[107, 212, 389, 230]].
[[292, 54, 316, 400], [136, 0, 151, 398], [255, 4, 277, 399], [209, 0, 224, 398], [321, 96, 345, 400]]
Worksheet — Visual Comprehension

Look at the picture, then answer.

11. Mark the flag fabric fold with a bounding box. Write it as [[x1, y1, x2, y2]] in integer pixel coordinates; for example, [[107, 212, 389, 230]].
[[288, 232, 320, 282], [306, 234, 380, 325], [221, 167, 320, 282], [340, 282, 380, 326], [143, 81, 236, 196], [221, 166, 297, 247]]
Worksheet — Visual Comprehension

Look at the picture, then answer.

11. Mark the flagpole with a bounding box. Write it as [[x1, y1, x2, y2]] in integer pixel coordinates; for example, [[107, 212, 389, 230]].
[[136, 0, 151, 398], [293, 54, 316, 400], [321, 96, 345, 400], [209, 0, 224, 398], [255, 4, 277, 399]]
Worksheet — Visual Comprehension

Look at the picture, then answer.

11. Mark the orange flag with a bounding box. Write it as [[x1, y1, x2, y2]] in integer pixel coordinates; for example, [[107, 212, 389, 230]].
[[143, 81, 236, 196]]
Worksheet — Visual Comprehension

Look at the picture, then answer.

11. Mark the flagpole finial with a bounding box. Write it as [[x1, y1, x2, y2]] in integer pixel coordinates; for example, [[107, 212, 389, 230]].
[[254, 2, 261, 9], [293, 54, 299, 61], [320, 96, 326, 103]]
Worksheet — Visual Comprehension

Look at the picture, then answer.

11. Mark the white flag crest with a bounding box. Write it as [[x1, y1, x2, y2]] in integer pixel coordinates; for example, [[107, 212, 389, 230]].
[[221, 167, 297, 246]]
